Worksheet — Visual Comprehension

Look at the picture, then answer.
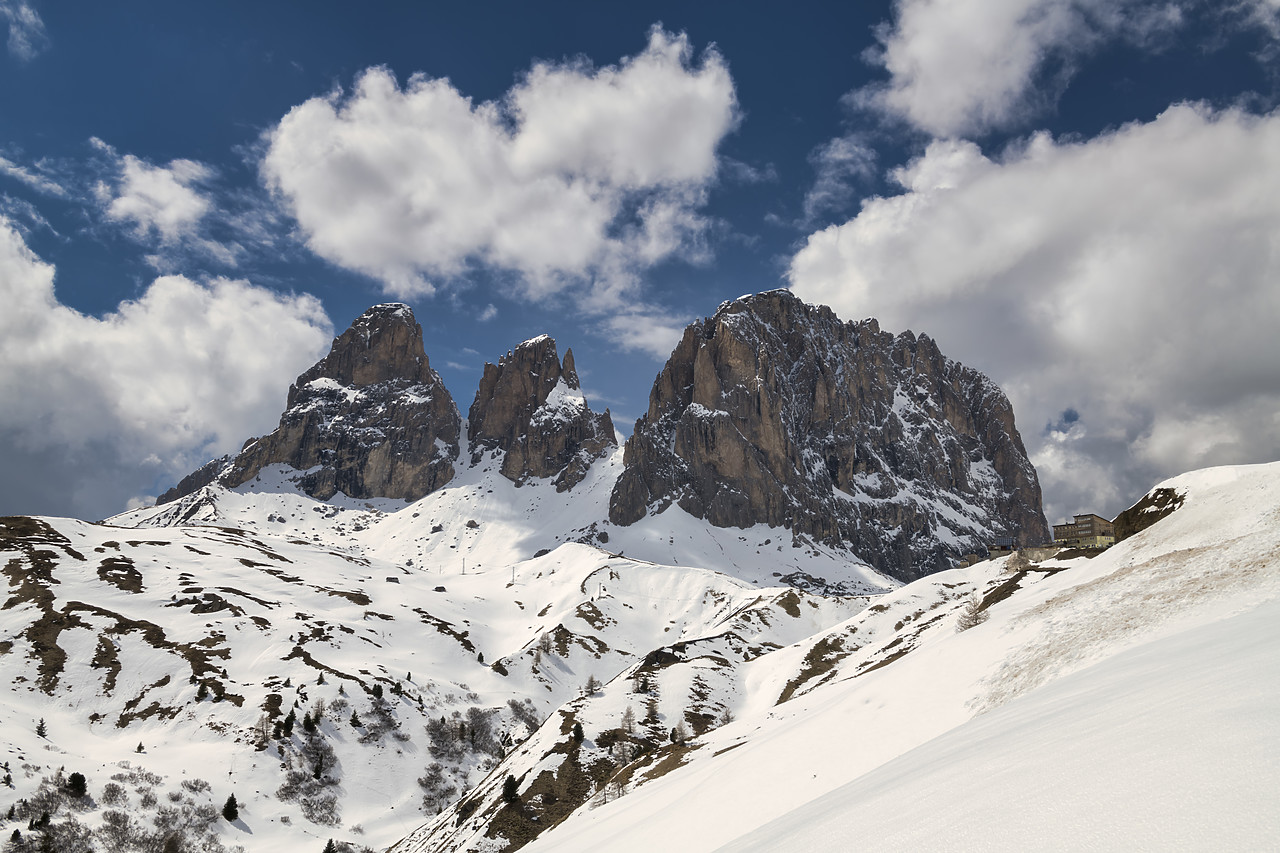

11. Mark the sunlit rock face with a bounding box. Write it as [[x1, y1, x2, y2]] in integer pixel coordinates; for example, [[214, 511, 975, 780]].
[[158, 303, 461, 504], [610, 290, 1049, 581], [467, 335, 615, 492]]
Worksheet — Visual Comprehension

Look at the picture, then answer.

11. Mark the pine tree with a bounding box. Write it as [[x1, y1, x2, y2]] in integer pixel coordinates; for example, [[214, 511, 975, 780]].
[[317, 672, 326, 685], [621, 706, 636, 734], [222, 793, 239, 821], [502, 774, 520, 804], [302, 711, 317, 733], [372, 683, 384, 700], [572, 721, 584, 743], [323, 840, 337, 853], [196, 682, 208, 701], [35, 718, 46, 738], [136, 742, 145, 753], [350, 710, 362, 727]]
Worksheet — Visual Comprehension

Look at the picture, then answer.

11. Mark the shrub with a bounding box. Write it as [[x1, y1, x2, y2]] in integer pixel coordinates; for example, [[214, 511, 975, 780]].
[[956, 594, 989, 632], [66, 771, 87, 798]]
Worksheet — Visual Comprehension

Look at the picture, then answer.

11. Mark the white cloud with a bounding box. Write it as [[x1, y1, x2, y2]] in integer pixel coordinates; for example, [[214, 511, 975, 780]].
[[95, 144, 212, 242], [92, 140, 246, 269], [802, 135, 877, 223], [1, 0, 47, 61], [789, 103, 1280, 523], [858, 0, 1190, 137], [603, 308, 690, 360], [0, 215, 333, 518], [261, 26, 737, 318], [0, 153, 66, 197], [477, 303, 498, 322]]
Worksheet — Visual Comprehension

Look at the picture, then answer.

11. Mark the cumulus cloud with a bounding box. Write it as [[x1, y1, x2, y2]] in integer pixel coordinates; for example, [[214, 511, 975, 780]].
[[91, 140, 250, 269], [1, 0, 47, 61], [789, 103, 1280, 523], [0, 216, 333, 518], [261, 26, 737, 329], [857, 0, 1194, 137]]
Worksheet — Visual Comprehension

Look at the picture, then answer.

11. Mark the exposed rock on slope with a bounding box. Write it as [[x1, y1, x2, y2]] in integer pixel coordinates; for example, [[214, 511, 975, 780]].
[[610, 290, 1048, 580], [468, 335, 615, 491], [158, 303, 460, 504], [1113, 486, 1185, 543]]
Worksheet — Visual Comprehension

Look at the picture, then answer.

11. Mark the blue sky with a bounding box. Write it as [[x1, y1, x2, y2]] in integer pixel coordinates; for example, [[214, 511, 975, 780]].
[[2, 0, 1278, 525]]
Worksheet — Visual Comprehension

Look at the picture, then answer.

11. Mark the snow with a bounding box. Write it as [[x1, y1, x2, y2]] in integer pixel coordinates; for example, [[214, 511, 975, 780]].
[[512, 461, 1280, 853], [531, 377, 586, 425], [7, 452, 1278, 853]]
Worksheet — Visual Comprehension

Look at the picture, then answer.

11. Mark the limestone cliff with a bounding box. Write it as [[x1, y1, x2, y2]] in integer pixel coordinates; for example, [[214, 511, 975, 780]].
[[468, 336, 615, 491], [157, 303, 460, 504], [609, 290, 1049, 580]]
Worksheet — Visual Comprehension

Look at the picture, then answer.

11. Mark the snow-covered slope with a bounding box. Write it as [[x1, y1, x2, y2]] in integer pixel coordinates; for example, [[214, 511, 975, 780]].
[[116, 442, 891, 598], [6, 453, 1275, 852], [461, 461, 1279, 853], [0, 450, 887, 852]]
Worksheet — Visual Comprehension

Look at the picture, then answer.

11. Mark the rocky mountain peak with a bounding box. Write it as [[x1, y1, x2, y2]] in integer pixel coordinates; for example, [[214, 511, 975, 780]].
[[610, 289, 1049, 581], [288, 302, 434, 399], [158, 304, 461, 505], [468, 336, 615, 491]]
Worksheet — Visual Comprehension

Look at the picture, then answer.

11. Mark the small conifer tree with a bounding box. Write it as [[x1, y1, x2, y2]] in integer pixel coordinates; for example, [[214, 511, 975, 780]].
[[222, 793, 239, 821], [502, 774, 520, 804], [350, 710, 362, 727], [572, 721, 584, 743], [137, 742, 145, 753], [323, 840, 337, 853], [35, 718, 46, 738]]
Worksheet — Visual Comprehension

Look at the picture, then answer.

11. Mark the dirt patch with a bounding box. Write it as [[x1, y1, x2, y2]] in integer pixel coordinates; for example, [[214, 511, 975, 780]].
[[777, 634, 850, 704], [412, 607, 475, 652], [97, 556, 144, 594]]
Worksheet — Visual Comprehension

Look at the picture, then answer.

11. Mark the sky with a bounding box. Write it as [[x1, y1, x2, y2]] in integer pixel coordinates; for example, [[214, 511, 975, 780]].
[[1, 0, 1277, 526]]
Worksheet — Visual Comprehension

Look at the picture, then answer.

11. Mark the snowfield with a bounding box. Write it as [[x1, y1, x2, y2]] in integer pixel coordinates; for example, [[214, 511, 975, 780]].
[[506, 462, 1280, 853], [1, 459, 1276, 852]]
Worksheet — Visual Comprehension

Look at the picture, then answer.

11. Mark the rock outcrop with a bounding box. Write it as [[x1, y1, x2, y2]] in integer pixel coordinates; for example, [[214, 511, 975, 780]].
[[609, 290, 1049, 580], [158, 304, 460, 504], [468, 336, 615, 491]]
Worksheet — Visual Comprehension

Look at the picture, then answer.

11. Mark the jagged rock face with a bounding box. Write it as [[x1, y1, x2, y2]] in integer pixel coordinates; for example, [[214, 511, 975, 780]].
[[468, 336, 615, 491], [158, 304, 461, 504], [609, 290, 1049, 581]]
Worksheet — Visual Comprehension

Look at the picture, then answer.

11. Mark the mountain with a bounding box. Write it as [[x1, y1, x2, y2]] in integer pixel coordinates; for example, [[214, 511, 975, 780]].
[[157, 303, 461, 506], [611, 290, 1048, 580], [392, 462, 1280, 853], [0, 293, 1153, 853], [467, 336, 615, 492]]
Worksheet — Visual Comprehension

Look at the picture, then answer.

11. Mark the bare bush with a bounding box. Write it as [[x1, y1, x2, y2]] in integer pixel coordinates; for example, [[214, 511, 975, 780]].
[[956, 594, 989, 631]]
